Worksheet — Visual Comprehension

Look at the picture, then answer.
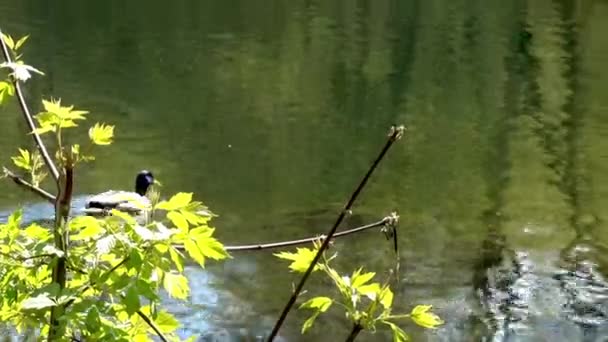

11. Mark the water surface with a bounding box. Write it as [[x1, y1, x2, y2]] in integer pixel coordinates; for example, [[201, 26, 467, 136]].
[[1, 0, 608, 341]]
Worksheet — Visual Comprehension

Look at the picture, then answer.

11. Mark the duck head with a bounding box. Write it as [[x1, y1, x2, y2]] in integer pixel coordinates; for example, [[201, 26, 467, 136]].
[[135, 170, 154, 196]]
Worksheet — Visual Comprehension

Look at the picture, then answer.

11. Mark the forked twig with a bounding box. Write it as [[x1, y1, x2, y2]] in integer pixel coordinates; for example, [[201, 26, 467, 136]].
[[267, 125, 405, 341]]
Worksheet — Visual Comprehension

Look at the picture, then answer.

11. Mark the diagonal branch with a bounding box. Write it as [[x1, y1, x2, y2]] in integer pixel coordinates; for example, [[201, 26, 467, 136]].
[[267, 125, 405, 341], [0, 29, 60, 183], [136, 310, 169, 342], [2, 167, 56, 203]]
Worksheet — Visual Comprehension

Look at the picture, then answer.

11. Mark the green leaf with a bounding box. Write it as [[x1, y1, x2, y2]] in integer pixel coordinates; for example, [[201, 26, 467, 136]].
[[11, 148, 31, 170], [300, 296, 332, 312], [162, 273, 189, 299], [301, 311, 321, 334], [135, 279, 159, 301], [1, 33, 15, 50], [155, 192, 192, 211], [21, 293, 56, 311], [0, 81, 12, 105], [167, 211, 188, 231], [357, 283, 382, 301], [274, 247, 321, 273], [379, 286, 394, 309], [169, 247, 184, 272], [183, 239, 204, 266], [190, 227, 228, 260], [89, 123, 115, 145], [7, 208, 23, 227], [383, 321, 409, 342], [33, 111, 58, 134], [85, 306, 101, 333], [410, 305, 443, 329], [352, 270, 376, 289], [14, 35, 29, 50], [123, 285, 141, 315], [153, 310, 179, 333], [70, 216, 103, 240], [23, 223, 51, 239]]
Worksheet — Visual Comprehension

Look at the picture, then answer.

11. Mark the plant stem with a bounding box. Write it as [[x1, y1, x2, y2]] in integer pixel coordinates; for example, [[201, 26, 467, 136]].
[[48, 161, 73, 341], [345, 323, 363, 342], [0, 29, 60, 183], [267, 125, 405, 341]]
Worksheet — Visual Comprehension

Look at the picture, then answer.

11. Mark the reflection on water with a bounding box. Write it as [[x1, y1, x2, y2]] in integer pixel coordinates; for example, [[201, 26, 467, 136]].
[[1, 0, 608, 341]]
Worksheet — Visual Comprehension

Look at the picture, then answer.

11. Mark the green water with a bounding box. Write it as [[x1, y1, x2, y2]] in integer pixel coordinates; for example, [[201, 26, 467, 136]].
[[1, 0, 608, 341]]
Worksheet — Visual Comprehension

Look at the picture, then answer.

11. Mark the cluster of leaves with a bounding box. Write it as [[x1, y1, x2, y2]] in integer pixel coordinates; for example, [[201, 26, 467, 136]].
[[0, 193, 228, 340], [0, 33, 230, 341], [275, 244, 443, 341]]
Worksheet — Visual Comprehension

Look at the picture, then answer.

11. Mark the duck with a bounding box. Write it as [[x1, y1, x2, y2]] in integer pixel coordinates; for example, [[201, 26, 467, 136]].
[[83, 170, 155, 217]]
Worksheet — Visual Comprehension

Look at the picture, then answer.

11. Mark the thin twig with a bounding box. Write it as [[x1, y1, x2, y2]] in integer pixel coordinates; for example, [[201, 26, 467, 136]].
[[0, 29, 60, 182], [2, 167, 55, 203], [136, 310, 169, 342], [267, 125, 405, 341], [173, 217, 391, 252]]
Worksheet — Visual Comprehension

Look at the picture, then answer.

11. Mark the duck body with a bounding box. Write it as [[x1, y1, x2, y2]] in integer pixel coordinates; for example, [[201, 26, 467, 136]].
[[84, 190, 151, 215], [83, 170, 154, 217]]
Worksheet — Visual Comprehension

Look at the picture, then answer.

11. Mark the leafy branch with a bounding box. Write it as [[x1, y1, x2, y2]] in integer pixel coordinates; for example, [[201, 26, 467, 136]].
[[268, 125, 405, 340], [275, 244, 443, 341]]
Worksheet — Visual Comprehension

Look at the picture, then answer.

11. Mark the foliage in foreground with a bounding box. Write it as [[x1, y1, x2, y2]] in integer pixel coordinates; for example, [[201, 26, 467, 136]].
[[275, 243, 443, 341], [0, 32, 229, 341], [1, 31, 442, 341]]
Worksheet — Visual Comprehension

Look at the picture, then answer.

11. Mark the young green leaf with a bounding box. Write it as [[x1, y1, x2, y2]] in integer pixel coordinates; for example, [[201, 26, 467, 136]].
[[23, 223, 51, 240], [301, 311, 321, 334], [410, 305, 443, 329], [89, 123, 115, 145], [167, 211, 188, 231], [155, 192, 193, 211], [0, 81, 15, 105], [379, 286, 394, 309], [300, 296, 333, 312], [14, 35, 29, 50], [70, 216, 104, 240], [274, 247, 321, 273], [1, 33, 15, 50], [85, 306, 101, 333], [383, 321, 409, 342], [351, 269, 376, 289], [357, 283, 381, 301], [11, 148, 31, 171], [123, 285, 141, 315], [162, 273, 189, 299], [153, 310, 179, 333], [168, 247, 184, 272], [7, 208, 23, 227]]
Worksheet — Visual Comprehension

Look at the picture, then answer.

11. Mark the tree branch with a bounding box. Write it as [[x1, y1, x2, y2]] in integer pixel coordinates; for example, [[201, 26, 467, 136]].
[[2, 167, 55, 203], [212, 216, 393, 252], [267, 125, 405, 341], [48, 160, 73, 341], [0, 29, 60, 183], [136, 310, 169, 342]]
